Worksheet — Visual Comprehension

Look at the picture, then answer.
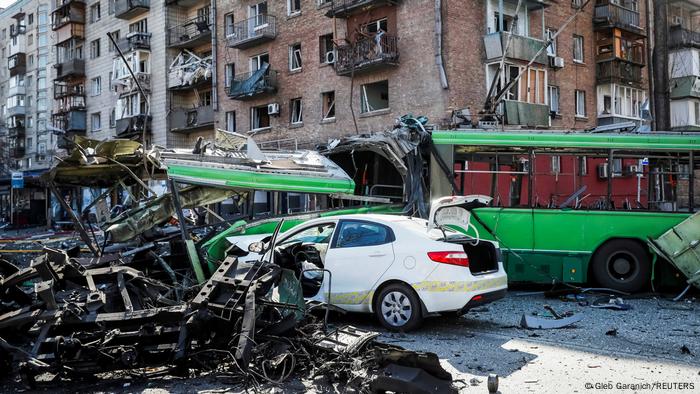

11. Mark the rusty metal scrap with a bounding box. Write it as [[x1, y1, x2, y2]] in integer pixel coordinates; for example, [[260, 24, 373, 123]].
[[0, 243, 458, 392]]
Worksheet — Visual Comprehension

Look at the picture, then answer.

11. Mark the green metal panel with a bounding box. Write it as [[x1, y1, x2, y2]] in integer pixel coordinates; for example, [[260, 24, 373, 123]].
[[167, 164, 356, 194], [470, 208, 691, 283], [648, 211, 700, 288], [503, 100, 551, 127], [432, 130, 700, 151]]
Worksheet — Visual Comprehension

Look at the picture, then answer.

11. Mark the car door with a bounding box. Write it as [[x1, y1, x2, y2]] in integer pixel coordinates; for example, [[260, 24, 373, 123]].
[[322, 219, 396, 308]]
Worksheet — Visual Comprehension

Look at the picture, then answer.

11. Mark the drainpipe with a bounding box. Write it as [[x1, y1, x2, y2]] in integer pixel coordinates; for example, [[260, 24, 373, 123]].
[[435, 0, 448, 89], [211, 0, 219, 112]]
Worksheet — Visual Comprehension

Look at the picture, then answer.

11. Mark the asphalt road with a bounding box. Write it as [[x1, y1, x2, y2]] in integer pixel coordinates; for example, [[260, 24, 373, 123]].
[[8, 290, 697, 393]]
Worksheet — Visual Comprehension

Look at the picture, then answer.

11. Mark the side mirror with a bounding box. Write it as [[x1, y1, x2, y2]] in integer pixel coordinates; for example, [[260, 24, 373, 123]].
[[248, 241, 265, 253]]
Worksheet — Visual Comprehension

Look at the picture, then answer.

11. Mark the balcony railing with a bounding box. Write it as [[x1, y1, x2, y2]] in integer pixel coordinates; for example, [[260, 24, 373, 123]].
[[503, 100, 550, 127], [594, 2, 643, 34], [117, 32, 151, 53], [227, 15, 276, 49], [55, 59, 85, 80], [168, 16, 211, 48], [670, 76, 700, 99], [8, 85, 26, 97], [10, 145, 26, 158], [169, 106, 214, 133], [8, 53, 26, 76], [596, 59, 643, 85], [52, 111, 86, 133], [669, 25, 700, 49], [51, 3, 85, 30], [596, 44, 644, 65], [8, 126, 25, 138], [483, 31, 548, 64], [54, 81, 85, 99], [335, 34, 400, 76], [228, 68, 278, 100], [6, 106, 26, 117], [324, 0, 400, 18], [114, 0, 149, 20], [116, 114, 151, 138]]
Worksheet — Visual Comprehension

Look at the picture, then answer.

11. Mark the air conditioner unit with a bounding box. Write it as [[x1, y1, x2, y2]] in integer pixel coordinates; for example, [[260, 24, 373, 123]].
[[325, 50, 336, 64], [672, 16, 683, 26], [549, 56, 564, 68], [267, 103, 280, 115], [626, 164, 639, 176]]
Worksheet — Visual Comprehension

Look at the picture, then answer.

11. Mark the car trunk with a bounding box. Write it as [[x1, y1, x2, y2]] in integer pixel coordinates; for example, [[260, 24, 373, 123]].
[[450, 239, 499, 275]]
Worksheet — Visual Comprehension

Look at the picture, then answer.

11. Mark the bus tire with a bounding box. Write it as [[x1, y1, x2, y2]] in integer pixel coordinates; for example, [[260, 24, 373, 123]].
[[591, 240, 650, 293]]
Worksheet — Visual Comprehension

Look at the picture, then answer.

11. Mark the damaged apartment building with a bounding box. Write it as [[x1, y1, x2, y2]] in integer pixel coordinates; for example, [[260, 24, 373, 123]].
[[215, 0, 650, 145]]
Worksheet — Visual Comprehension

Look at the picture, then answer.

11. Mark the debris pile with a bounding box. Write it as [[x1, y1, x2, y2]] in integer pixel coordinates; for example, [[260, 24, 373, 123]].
[[168, 50, 213, 89], [0, 236, 457, 391]]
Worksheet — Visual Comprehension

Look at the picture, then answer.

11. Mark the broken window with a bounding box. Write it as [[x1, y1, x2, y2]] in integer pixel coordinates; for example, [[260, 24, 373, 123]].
[[90, 77, 101, 96], [250, 52, 269, 72], [90, 39, 100, 59], [546, 28, 557, 56], [549, 85, 559, 114], [319, 34, 334, 63], [109, 30, 119, 52], [197, 5, 210, 23], [129, 18, 148, 33], [289, 43, 302, 71], [251, 105, 270, 130], [199, 90, 212, 107], [494, 12, 517, 34], [290, 97, 303, 124], [250, 2, 268, 26], [362, 18, 388, 34], [226, 111, 236, 132], [575, 90, 586, 117], [287, 0, 301, 15], [573, 35, 584, 63], [322, 91, 335, 120], [224, 13, 235, 36], [91, 112, 101, 131], [360, 80, 389, 113], [225, 63, 235, 87]]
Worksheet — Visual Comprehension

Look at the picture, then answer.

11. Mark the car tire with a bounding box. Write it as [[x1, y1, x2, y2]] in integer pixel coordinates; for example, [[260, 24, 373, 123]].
[[591, 240, 650, 293], [374, 283, 423, 332]]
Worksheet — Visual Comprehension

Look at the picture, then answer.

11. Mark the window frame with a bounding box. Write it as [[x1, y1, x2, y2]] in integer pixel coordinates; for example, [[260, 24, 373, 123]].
[[289, 43, 302, 71], [331, 219, 395, 249], [91, 112, 101, 131], [575, 89, 586, 117], [290, 97, 303, 124], [573, 34, 584, 63]]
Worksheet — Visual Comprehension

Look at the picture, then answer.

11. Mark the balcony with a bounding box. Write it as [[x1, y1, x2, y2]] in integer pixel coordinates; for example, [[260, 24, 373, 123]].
[[227, 15, 276, 49], [10, 144, 26, 158], [116, 114, 151, 138], [228, 68, 278, 100], [55, 59, 85, 80], [503, 100, 550, 127], [669, 25, 700, 50], [8, 53, 26, 76], [51, 1, 85, 30], [54, 19, 85, 44], [117, 32, 151, 53], [335, 34, 399, 76], [166, 0, 202, 6], [6, 106, 26, 118], [169, 106, 214, 133], [52, 111, 86, 133], [596, 59, 643, 86], [324, 0, 400, 18], [168, 74, 210, 91], [594, 1, 644, 36], [114, 0, 149, 20], [483, 31, 548, 64], [670, 76, 700, 100], [168, 16, 211, 48]]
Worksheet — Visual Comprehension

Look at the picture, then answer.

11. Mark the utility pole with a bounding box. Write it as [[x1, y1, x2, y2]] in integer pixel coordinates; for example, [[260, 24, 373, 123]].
[[652, 0, 670, 131]]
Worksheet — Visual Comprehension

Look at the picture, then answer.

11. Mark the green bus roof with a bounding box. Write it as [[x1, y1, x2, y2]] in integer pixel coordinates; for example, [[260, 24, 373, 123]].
[[431, 130, 700, 151]]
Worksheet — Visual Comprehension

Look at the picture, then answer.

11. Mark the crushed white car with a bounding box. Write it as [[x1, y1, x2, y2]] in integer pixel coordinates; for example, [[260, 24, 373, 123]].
[[229, 196, 507, 331]]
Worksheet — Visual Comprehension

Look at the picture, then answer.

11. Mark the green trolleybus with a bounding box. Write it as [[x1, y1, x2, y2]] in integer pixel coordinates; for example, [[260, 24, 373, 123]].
[[430, 131, 700, 292]]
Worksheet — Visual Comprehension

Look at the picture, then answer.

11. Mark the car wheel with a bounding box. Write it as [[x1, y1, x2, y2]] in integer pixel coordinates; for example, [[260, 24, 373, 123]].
[[374, 283, 423, 332], [591, 240, 650, 293]]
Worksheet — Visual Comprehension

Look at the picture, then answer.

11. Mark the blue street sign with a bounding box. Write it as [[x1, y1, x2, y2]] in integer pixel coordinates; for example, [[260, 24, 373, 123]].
[[11, 172, 23, 189]]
